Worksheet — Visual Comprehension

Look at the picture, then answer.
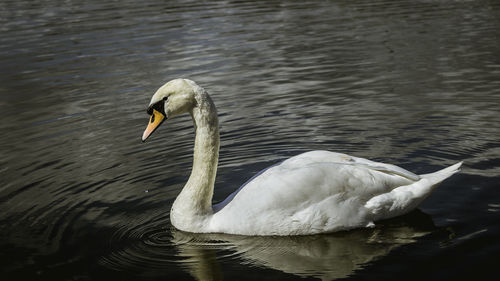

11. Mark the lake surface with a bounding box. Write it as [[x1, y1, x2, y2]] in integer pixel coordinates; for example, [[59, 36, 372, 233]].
[[1, 0, 499, 280]]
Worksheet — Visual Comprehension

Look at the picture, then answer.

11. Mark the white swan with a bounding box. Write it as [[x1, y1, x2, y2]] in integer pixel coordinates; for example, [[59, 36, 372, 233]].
[[142, 78, 462, 236]]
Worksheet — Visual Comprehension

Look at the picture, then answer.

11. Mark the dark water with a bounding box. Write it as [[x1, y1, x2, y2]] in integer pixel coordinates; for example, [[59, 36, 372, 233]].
[[1, 0, 500, 280]]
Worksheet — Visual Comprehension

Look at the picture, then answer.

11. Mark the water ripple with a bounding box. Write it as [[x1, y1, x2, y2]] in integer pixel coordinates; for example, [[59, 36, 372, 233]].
[[1, 0, 499, 280]]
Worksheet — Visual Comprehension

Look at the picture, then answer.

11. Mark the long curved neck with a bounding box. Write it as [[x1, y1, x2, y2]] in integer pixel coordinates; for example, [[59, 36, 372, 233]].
[[171, 90, 219, 231]]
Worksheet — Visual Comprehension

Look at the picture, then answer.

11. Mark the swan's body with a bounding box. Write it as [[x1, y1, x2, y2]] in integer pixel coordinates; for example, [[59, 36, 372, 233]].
[[142, 78, 462, 236]]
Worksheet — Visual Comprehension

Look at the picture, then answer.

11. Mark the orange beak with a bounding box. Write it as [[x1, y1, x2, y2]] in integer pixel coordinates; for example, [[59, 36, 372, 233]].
[[142, 109, 166, 142]]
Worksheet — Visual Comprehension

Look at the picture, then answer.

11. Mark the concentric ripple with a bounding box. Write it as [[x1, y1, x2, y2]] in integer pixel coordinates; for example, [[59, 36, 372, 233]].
[[1, 0, 500, 280], [100, 215, 179, 272]]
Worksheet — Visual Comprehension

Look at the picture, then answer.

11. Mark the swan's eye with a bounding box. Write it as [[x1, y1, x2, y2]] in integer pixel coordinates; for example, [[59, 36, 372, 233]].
[[147, 97, 167, 116]]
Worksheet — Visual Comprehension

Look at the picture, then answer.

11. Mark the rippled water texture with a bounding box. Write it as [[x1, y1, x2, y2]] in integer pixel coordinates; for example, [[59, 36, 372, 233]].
[[1, 0, 499, 280]]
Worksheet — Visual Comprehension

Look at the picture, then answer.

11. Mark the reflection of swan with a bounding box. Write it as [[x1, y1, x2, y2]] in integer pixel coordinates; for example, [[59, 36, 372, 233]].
[[142, 79, 462, 235], [172, 211, 435, 281]]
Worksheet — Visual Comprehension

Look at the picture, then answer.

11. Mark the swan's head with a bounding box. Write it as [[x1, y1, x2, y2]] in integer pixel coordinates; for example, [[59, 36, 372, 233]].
[[142, 78, 197, 141]]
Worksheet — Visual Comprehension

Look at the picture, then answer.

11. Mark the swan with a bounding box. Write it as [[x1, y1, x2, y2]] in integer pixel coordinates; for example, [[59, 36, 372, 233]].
[[141, 78, 462, 236]]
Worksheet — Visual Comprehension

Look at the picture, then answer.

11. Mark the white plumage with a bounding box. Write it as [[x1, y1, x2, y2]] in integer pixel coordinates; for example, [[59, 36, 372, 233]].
[[142, 78, 462, 236]]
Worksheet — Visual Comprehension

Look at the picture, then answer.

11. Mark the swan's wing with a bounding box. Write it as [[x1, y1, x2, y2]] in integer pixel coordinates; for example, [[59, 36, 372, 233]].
[[282, 150, 420, 181], [211, 151, 420, 234], [214, 150, 419, 213], [348, 155, 420, 181]]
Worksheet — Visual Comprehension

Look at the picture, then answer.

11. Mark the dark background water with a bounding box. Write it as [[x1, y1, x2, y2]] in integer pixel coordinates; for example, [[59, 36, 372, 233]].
[[1, 0, 499, 280]]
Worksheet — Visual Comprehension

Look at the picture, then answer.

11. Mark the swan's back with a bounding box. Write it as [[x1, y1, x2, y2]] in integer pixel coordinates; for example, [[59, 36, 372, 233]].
[[209, 151, 429, 235]]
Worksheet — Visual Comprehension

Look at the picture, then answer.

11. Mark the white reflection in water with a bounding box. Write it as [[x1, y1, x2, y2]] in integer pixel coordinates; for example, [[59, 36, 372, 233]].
[[171, 213, 433, 281]]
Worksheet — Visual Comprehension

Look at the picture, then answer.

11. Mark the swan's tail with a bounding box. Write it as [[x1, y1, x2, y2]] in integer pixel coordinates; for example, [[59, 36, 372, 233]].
[[365, 162, 462, 221], [419, 161, 462, 186]]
